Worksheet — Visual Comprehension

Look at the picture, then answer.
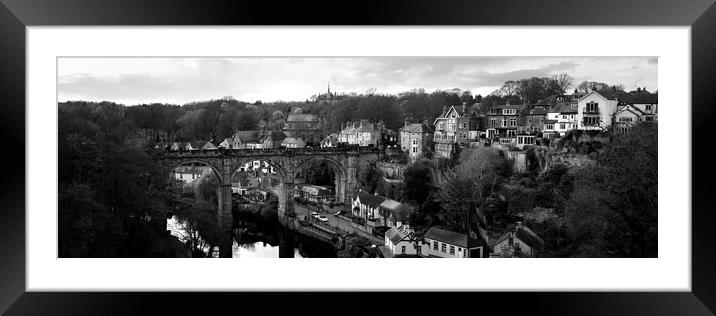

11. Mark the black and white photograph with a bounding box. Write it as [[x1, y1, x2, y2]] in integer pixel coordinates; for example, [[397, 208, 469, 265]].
[[57, 57, 658, 259]]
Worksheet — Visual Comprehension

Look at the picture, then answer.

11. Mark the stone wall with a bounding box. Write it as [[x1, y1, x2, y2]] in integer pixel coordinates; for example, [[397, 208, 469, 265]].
[[377, 162, 406, 179]]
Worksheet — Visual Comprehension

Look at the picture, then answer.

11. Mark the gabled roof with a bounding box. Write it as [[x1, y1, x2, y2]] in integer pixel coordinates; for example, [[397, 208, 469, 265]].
[[433, 106, 462, 124], [494, 225, 544, 249], [385, 226, 413, 244], [619, 92, 658, 105], [526, 107, 549, 116], [400, 123, 433, 133], [261, 131, 287, 142], [356, 190, 387, 208], [234, 131, 261, 143], [549, 102, 578, 114], [286, 113, 318, 122], [423, 226, 485, 248]]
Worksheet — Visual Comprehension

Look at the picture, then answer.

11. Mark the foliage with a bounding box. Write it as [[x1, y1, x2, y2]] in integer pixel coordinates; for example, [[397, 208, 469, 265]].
[[565, 123, 657, 257], [437, 147, 505, 232], [402, 158, 433, 204]]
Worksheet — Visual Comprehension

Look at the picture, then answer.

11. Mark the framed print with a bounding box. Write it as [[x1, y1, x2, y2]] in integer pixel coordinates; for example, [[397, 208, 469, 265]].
[[1, 0, 715, 314]]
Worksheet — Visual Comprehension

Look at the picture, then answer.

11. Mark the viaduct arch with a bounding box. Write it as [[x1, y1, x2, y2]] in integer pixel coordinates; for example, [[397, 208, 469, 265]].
[[154, 147, 382, 257]]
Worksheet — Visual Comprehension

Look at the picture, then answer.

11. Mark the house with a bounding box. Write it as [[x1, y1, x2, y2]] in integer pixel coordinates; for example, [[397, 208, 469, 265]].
[[576, 90, 622, 130], [174, 165, 211, 183], [433, 105, 463, 158], [283, 107, 323, 144], [423, 226, 487, 258], [260, 131, 287, 148], [398, 119, 433, 160], [492, 222, 544, 258], [384, 225, 425, 257], [485, 104, 526, 145], [544, 100, 579, 138], [232, 178, 260, 195], [298, 184, 333, 203], [337, 120, 388, 147], [352, 190, 387, 230], [320, 133, 339, 148], [170, 142, 187, 151], [281, 137, 306, 148], [522, 107, 548, 134], [379, 198, 412, 228], [613, 90, 658, 133], [185, 140, 217, 151], [220, 131, 263, 149], [456, 113, 482, 147]]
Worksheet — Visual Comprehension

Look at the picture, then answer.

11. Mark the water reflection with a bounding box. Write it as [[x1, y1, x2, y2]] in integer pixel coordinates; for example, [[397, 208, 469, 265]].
[[232, 218, 336, 258]]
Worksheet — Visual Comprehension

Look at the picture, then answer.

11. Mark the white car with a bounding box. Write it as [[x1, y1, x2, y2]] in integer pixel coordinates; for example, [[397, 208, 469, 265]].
[[318, 215, 328, 222], [311, 211, 319, 218]]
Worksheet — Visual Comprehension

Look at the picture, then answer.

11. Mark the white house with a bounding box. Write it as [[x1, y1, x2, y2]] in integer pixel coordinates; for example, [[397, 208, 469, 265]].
[[423, 226, 487, 258], [492, 222, 544, 258], [544, 101, 579, 138], [384, 225, 425, 257], [174, 166, 211, 183], [576, 91, 621, 130], [352, 190, 387, 229], [281, 137, 306, 148]]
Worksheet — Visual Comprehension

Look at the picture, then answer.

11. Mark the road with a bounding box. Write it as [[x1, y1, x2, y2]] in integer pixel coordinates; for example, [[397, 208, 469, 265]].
[[293, 203, 383, 244]]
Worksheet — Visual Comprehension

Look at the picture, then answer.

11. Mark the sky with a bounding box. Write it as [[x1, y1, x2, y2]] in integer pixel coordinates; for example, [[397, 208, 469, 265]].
[[58, 57, 658, 105]]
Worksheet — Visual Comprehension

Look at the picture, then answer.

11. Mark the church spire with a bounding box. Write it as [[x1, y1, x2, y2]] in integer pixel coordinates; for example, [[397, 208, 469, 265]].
[[327, 81, 331, 96]]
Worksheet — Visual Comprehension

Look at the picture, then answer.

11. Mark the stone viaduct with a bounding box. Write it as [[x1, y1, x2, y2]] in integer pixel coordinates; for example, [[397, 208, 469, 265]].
[[153, 147, 383, 257]]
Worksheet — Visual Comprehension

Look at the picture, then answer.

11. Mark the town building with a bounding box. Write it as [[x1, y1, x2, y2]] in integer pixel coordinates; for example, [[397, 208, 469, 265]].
[[423, 226, 487, 258], [576, 91, 622, 130], [485, 104, 526, 145], [232, 178, 260, 195], [379, 198, 413, 228], [384, 225, 425, 257], [433, 105, 462, 158], [320, 133, 339, 148], [298, 184, 334, 203], [281, 137, 306, 148], [283, 107, 323, 144], [173, 165, 211, 183], [219, 130, 288, 150], [492, 222, 544, 258], [544, 101, 579, 139], [337, 120, 390, 147], [456, 112, 483, 147], [183, 140, 217, 151], [398, 119, 433, 161], [352, 190, 387, 231]]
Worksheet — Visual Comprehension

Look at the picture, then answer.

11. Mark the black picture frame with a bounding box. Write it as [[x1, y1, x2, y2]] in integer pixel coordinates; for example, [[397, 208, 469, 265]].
[[1, 0, 715, 314]]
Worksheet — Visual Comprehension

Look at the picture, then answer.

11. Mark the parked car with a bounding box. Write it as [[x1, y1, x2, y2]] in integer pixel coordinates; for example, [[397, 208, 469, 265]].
[[318, 215, 329, 222], [311, 211, 319, 219]]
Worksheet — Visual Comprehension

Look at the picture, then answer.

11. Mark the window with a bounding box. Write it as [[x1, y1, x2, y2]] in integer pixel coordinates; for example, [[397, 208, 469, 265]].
[[646, 104, 653, 111], [502, 120, 507, 127], [490, 119, 497, 128], [645, 116, 655, 122], [507, 130, 516, 138], [560, 123, 566, 130], [509, 119, 517, 127], [412, 147, 417, 153], [583, 116, 600, 126], [417, 247, 422, 255], [546, 124, 554, 130], [460, 123, 467, 129], [619, 117, 633, 122], [433, 241, 438, 250], [586, 101, 599, 113], [449, 245, 455, 255], [401, 246, 406, 254], [441, 243, 447, 253], [412, 139, 418, 145]]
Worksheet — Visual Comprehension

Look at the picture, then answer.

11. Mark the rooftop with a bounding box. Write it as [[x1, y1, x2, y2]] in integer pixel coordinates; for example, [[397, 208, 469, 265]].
[[423, 226, 486, 248]]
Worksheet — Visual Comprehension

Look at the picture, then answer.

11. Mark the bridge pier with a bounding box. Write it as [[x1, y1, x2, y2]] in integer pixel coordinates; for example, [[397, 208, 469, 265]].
[[217, 183, 233, 258]]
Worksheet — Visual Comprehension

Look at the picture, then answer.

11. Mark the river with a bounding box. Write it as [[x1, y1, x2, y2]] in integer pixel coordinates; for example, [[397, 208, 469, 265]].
[[231, 217, 337, 258]]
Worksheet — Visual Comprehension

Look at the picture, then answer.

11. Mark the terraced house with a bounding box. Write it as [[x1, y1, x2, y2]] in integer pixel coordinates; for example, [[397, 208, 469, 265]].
[[485, 104, 526, 145]]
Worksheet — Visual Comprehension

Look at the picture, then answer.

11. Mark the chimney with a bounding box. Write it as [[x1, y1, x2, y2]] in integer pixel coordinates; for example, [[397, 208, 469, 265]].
[[404, 118, 410, 127], [462, 102, 467, 114]]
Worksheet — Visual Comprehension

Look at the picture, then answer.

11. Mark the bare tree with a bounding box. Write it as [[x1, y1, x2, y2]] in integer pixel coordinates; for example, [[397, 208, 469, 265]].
[[551, 73, 573, 94]]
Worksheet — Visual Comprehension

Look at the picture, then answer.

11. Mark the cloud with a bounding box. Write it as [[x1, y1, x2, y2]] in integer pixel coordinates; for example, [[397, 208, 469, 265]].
[[58, 57, 657, 105]]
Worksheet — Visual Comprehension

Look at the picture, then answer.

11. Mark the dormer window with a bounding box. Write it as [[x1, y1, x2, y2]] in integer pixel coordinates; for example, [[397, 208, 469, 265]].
[[571, 104, 577, 109], [646, 104, 653, 111]]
